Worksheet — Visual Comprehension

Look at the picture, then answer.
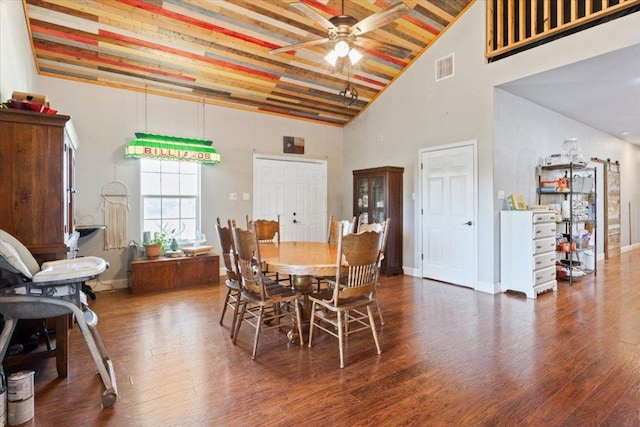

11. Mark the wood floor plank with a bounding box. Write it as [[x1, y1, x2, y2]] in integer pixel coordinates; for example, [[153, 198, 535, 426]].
[[558, 340, 640, 426], [601, 381, 640, 426], [8, 250, 640, 425]]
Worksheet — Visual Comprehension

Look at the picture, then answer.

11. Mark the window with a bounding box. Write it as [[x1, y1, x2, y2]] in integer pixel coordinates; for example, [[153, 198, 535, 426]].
[[140, 159, 200, 242]]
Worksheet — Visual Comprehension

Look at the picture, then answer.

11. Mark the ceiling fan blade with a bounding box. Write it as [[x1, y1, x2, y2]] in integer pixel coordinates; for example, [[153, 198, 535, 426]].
[[289, 2, 336, 30], [270, 37, 330, 54], [353, 37, 412, 59], [351, 2, 410, 36]]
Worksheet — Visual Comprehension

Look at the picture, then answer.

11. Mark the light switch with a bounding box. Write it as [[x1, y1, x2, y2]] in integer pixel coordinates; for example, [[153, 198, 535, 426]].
[[242, 193, 250, 200], [497, 190, 505, 200], [229, 192, 237, 201]]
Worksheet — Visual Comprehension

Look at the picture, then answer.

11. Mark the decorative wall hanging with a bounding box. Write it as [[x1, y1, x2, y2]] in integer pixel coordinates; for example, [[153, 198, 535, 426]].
[[283, 136, 305, 154], [100, 181, 130, 250]]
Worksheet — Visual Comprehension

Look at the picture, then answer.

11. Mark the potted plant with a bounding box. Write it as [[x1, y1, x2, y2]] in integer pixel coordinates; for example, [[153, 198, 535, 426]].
[[143, 231, 168, 259]]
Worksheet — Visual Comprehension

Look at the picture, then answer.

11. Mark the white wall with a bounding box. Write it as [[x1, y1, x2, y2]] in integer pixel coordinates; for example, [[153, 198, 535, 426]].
[[5, 1, 640, 290], [344, 2, 493, 283], [0, 0, 38, 99], [37, 77, 344, 285], [343, 2, 640, 290]]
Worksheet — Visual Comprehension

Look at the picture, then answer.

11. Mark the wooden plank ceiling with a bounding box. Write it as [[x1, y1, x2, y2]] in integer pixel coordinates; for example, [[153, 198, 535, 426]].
[[24, 0, 472, 126]]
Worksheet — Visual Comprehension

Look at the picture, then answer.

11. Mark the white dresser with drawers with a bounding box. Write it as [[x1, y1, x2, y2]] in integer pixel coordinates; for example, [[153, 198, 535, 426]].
[[500, 210, 557, 299]]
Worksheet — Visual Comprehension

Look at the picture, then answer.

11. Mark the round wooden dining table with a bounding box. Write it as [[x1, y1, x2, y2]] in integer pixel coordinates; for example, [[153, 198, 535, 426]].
[[259, 241, 338, 278], [260, 241, 338, 320]]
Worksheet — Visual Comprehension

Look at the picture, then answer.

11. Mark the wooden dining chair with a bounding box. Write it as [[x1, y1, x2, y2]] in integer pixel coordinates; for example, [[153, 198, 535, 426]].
[[359, 218, 390, 326], [358, 220, 383, 234], [214, 218, 243, 339], [355, 213, 366, 233], [246, 214, 280, 243], [327, 215, 356, 243], [308, 224, 383, 368], [245, 214, 289, 285], [232, 221, 304, 359], [315, 215, 357, 291]]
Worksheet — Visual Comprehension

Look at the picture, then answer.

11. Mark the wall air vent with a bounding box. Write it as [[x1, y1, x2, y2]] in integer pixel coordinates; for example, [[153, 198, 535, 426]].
[[435, 53, 454, 82]]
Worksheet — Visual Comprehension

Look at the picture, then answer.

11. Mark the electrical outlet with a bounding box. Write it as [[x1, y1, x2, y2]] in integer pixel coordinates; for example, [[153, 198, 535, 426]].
[[229, 192, 237, 201], [498, 190, 505, 200], [242, 193, 250, 200]]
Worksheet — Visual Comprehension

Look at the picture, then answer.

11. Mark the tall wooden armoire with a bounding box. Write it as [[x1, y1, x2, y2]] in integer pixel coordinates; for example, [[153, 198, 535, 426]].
[[0, 108, 78, 378], [0, 108, 77, 263]]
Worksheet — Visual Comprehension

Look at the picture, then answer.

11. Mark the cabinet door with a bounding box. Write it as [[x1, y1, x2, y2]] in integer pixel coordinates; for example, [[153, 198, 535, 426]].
[[179, 256, 218, 286], [63, 142, 76, 237], [371, 175, 386, 224], [131, 260, 176, 293], [355, 177, 370, 223]]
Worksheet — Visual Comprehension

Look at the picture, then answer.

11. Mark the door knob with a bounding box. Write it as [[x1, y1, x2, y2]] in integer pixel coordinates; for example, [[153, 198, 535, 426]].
[[462, 221, 472, 226], [293, 219, 298, 224]]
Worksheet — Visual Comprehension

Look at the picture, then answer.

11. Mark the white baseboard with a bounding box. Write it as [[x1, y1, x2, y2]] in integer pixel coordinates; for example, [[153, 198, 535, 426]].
[[475, 280, 500, 295], [622, 243, 640, 253], [402, 266, 420, 277], [404, 266, 498, 295]]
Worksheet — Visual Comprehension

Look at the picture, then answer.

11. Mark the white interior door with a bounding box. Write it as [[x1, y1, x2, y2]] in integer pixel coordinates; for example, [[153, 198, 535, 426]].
[[253, 156, 326, 241], [421, 142, 476, 287]]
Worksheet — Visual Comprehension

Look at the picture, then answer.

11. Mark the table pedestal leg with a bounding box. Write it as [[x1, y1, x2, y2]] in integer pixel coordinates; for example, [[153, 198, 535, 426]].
[[291, 275, 314, 320], [285, 275, 314, 343]]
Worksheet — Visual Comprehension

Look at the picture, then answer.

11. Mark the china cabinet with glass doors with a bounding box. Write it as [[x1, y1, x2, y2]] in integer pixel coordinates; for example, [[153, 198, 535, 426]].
[[353, 166, 404, 276]]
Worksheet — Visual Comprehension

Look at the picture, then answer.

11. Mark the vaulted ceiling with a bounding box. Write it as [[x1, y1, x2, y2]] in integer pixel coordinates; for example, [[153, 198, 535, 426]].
[[24, 0, 472, 126]]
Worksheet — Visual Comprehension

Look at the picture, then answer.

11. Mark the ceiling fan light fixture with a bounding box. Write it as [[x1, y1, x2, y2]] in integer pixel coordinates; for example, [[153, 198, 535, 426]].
[[348, 48, 363, 65], [334, 39, 350, 57], [324, 50, 339, 66]]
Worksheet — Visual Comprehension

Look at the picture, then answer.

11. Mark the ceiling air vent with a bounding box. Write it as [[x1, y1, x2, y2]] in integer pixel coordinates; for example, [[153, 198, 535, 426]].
[[435, 53, 454, 82]]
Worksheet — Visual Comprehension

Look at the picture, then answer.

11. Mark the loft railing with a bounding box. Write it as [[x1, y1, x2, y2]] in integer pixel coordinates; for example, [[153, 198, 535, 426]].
[[486, 0, 640, 60]]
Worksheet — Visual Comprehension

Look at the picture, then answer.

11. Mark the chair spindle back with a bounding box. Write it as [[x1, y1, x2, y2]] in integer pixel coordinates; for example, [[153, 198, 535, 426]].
[[232, 221, 270, 300], [215, 218, 239, 282], [246, 214, 280, 243], [332, 225, 383, 302]]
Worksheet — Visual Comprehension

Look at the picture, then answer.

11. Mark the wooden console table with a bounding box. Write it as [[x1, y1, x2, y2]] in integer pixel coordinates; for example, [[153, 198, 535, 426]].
[[130, 254, 219, 293]]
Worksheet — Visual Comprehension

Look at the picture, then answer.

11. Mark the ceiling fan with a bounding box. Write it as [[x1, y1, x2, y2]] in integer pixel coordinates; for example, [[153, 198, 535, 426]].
[[270, 0, 412, 69]]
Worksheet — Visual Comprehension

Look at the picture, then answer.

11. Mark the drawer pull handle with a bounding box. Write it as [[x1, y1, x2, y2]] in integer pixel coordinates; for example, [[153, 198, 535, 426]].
[[536, 245, 542, 249], [536, 276, 542, 281], [536, 261, 541, 265]]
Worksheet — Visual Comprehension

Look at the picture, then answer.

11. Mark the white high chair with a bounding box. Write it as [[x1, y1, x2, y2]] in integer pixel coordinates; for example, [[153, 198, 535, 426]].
[[0, 229, 117, 407]]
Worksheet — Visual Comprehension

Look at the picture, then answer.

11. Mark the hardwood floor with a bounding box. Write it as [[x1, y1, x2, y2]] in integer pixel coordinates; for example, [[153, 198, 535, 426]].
[[12, 250, 640, 426]]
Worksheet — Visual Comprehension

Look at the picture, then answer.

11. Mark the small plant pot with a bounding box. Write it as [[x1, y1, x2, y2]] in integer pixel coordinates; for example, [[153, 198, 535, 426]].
[[144, 243, 162, 259]]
